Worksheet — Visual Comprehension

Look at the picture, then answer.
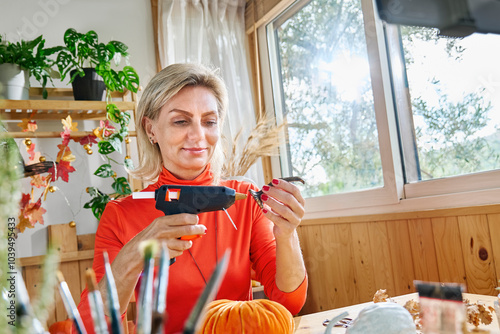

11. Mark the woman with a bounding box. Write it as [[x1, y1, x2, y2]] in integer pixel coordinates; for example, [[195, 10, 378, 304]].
[[76, 63, 308, 333]]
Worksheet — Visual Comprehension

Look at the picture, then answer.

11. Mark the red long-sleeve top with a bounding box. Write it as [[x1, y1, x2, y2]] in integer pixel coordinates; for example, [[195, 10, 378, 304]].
[[76, 166, 308, 333]]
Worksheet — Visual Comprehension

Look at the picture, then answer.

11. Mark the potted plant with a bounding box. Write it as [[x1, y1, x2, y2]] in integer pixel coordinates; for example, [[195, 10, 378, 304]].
[[55, 28, 139, 100], [0, 34, 61, 99]]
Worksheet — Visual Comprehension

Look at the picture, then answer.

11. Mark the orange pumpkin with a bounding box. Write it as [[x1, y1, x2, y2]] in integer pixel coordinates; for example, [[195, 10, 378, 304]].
[[48, 319, 73, 334], [199, 299, 294, 334]]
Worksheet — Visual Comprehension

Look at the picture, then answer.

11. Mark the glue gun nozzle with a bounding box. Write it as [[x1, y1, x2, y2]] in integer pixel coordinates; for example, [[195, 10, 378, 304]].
[[235, 192, 247, 201]]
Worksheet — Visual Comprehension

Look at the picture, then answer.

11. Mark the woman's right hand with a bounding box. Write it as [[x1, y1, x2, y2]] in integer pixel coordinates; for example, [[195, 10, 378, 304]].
[[137, 213, 207, 258]]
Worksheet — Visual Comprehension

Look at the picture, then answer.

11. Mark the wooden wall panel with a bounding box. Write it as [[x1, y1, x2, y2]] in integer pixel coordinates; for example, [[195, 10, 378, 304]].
[[367, 221, 396, 297], [19, 229, 95, 327], [333, 223, 352, 307], [298, 223, 358, 314], [386, 220, 415, 295], [23, 265, 42, 301], [487, 213, 500, 283], [22, 264, 57, 326], [54, 262, 81, 321], [77, 233, 96, 251], [297, 224, 325, 314], [48, 224, 77, 252], [350, 222, 378, 303], [77, 233, 95, 295], [297, 206, 500, 316], [431, 217, 467, 285], [458, 215, 497, 295], [321, 223, 358, 310], [79, 259, 94, 294], [408, 218, 440, 283]]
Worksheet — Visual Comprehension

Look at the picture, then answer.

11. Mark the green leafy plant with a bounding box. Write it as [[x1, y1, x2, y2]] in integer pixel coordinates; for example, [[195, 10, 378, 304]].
[[84, 187, 111, 220], [83, 102, 134, 220], [0, 126, 22, 334], [55, 28, 139, 93], [0, 35, 61, 98]]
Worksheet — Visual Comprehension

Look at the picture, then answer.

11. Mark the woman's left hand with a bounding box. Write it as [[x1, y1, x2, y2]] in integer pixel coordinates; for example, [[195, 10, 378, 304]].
[[260, 178, 305, 239]]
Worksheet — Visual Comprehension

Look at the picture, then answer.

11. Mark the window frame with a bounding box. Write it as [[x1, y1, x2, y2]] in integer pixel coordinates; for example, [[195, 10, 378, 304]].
[[255, 0, 500, 219]]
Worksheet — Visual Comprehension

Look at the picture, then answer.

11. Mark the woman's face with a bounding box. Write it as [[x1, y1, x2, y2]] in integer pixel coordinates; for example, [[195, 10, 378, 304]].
[[147, 85, 220, 180]]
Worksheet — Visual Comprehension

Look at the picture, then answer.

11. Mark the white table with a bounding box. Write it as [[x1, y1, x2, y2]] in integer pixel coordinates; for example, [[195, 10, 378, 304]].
[[294, 293, 500, 333]]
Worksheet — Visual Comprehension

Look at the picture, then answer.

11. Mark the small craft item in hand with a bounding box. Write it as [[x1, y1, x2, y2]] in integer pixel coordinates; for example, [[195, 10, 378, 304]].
[[249, 177, 305, 209], [198, 299, 294, 333]]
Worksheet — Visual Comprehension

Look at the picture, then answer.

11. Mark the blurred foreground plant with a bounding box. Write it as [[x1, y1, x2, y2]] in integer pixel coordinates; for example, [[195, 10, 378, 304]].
[[0, 124, 22, 332]]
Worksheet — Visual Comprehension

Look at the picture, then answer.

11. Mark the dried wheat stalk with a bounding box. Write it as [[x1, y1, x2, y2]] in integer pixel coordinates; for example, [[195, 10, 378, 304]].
[[222, 116, 286, 177]]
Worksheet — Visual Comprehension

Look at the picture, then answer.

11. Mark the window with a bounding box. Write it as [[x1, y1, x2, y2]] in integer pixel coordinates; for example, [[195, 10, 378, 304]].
[[392, 26, 500, 182], [267, 0, 383, 198], [257, 0, 500, 217]]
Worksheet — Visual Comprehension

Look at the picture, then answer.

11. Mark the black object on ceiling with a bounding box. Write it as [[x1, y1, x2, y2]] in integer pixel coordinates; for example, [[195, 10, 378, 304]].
[[375, 0, 500, 37]]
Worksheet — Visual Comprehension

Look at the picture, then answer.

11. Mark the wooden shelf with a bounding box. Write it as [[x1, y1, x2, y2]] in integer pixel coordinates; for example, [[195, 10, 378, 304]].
[[27, 87, 135, 99], [0, 87, 138, 121], [2, 87, 142, 190], [7, 130, 137, 138], [0, 100, 136, 120], [17, 249, 94, 267]]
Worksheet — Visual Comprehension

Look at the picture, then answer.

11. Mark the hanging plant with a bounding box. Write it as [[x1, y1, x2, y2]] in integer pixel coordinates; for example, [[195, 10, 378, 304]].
[[82, 101, 134, 220], [83, 187, 110, 221]]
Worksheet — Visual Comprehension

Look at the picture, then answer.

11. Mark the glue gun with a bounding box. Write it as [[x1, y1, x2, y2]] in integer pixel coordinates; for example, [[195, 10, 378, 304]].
[[132, 185, 247, 240]]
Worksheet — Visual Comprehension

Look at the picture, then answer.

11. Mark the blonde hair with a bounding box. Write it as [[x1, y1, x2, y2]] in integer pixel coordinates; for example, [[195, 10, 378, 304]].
[[132, 63, 228, 184]]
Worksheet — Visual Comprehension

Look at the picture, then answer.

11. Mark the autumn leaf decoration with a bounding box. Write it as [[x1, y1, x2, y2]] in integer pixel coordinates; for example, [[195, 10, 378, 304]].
[[17, 118, 38, 132], [16, 116, 78, 232], [48, 116, 77, 182], [84, 102, 134, 220]]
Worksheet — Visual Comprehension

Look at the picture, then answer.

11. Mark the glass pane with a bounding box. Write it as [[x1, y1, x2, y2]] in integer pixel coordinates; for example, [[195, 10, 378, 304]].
[[272, 0, 382, 198], [401, 27, 500, 181]]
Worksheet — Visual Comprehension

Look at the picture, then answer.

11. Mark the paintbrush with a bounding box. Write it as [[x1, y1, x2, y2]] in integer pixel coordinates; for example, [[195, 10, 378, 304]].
[[183, 250, 231, 334], [103, 251, 123, 334], [85, 269, 109, 334], [136, 239, 159, 334], [151, 241, 170, 334], [56, 271, 87, 334]]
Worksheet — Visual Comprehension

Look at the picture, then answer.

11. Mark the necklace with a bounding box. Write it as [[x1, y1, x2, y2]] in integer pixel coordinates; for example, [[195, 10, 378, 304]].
[[187, 213, 218, 285]]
